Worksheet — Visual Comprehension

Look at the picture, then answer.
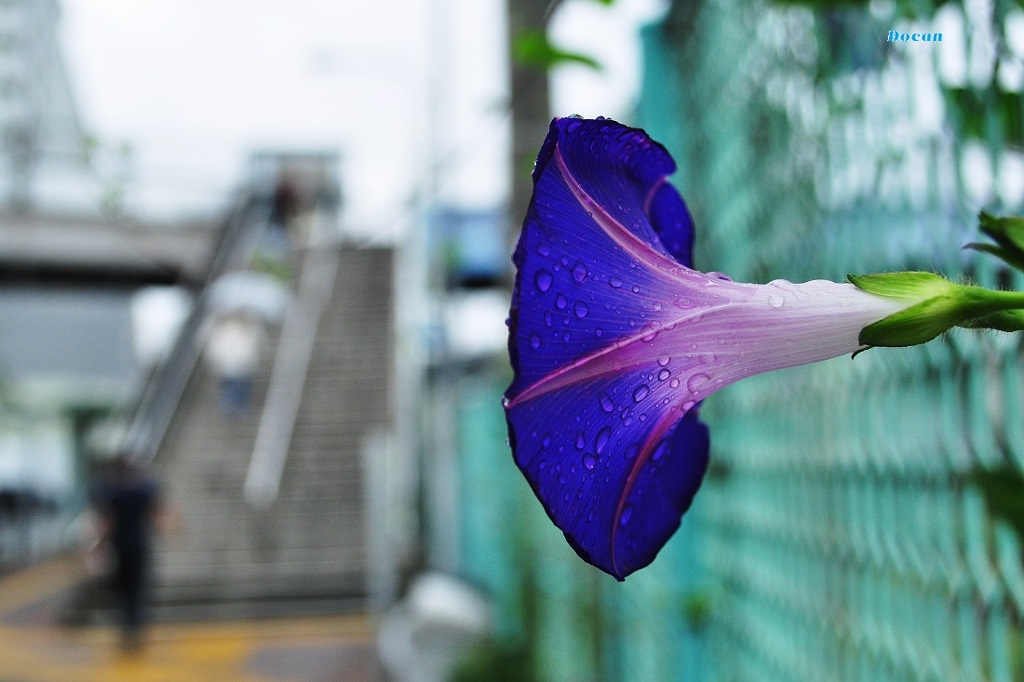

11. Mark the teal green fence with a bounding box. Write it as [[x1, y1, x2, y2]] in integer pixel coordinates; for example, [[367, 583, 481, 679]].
[[636, 1, 1024, 680], [447, 1, 1024, 680]]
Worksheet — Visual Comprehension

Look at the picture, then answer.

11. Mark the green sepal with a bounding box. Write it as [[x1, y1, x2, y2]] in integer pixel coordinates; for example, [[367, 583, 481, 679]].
[[847, 271, 957, 300], [962, 309, 1024, 333], [858, 294, 965, 347]]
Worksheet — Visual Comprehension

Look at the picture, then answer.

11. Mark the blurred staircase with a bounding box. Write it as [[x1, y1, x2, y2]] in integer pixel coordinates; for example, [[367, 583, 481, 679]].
[[68, 158, 399, 621], [152, 243, 393, 618]]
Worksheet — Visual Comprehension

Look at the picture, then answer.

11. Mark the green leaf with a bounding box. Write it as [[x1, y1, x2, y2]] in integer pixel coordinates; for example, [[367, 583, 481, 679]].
[[513, 30, 602, 73], [976, 211, 1024, 271]]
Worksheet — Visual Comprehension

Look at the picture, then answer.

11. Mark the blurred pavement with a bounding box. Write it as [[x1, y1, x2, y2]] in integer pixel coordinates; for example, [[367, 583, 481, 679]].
[[0, 556, 380, 682]]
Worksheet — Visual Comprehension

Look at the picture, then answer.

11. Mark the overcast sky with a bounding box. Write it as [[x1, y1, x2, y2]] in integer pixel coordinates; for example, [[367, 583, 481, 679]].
[[59, 0, 668, 238]]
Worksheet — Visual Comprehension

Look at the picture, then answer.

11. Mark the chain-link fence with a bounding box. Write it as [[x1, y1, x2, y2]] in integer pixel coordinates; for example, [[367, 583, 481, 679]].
[[636, 2, 1024, 680]]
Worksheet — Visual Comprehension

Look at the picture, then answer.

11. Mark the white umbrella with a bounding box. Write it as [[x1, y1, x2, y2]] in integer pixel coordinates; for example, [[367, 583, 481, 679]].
[[206, 271, 289, 322]]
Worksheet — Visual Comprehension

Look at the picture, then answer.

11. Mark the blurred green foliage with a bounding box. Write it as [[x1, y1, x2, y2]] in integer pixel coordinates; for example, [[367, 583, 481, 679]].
[[946, 88, 1024, 148], [448, 639, 538, 682], [513, 29, 602, 73], [973, 465, 1024, 540], [511, 0, 619, 73], [682, 592, 713, 632]]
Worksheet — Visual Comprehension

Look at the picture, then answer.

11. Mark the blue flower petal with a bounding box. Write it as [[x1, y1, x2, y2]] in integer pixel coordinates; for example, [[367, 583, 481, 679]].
[[507, 366, 709, 579], [505, 117, 710, 579], [507, 118, 697, 397]]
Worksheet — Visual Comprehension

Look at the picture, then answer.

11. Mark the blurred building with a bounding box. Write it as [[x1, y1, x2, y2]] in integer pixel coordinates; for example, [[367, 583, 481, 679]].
[[0, 0, 211, 570], [0, 0, 104, 215]]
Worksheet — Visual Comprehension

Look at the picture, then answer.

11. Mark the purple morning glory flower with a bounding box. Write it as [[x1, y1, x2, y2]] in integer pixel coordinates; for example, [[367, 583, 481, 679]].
[[504, 117, 912, 580]]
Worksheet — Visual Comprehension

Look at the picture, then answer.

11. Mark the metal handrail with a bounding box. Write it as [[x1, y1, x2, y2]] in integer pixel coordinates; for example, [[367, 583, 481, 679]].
[[243, 229, 341, 507], [124, 191, 267, 461]]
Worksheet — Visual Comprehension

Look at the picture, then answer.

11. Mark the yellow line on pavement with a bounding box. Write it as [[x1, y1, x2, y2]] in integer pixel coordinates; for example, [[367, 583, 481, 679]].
[[0, 557, 375, 682]]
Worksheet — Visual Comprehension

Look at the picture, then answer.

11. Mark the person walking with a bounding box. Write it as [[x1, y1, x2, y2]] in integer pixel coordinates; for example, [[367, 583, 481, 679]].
[[91, 454, 163, 651]]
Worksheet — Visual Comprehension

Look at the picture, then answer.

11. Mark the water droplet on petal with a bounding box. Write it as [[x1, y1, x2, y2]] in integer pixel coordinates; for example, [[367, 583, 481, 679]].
[[631, 285, 640, 293], [768, 294, 784, 308], [687, 373, 711, 394], [595, 328, 603, 338], [574, 301, 589, 318], [609, 276, 623, 289], [542, 433, 551, 447], [575, 430, 586, 449], [633, 385, 650, 403], [620, 505, 634, 526], [583, 453, 597, 470], [555, 294, 568, 310], [572, 261, 588, 284], [669, 378, 680, 389], [530, 332, 541, 349], [537, 243, 551, 256], [658, 368, 671, 381], [658, 357, 671, 367], [652, 439, 670, 461], [624, 443, 639, 460], [599, 393, 616, 413], [595, 427, 611, 454], [535, 270, 553, 292], [562, 331, 570, 342], [544, 311, 553, 327]]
